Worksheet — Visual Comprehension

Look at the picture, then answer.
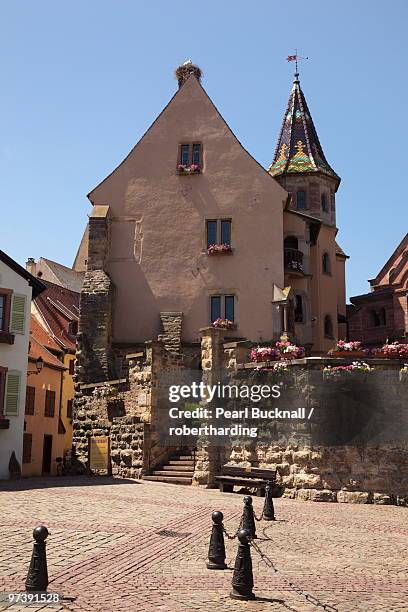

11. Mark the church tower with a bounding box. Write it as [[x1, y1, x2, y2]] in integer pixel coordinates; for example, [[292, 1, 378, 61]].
[[269, 71, 347, 353], [269, 71, 340, 223]]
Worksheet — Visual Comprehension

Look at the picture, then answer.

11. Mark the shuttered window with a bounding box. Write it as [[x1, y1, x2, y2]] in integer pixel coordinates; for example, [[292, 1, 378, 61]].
[[10, 295, 26, 334], [25, 386, 35, 415], [4, 372, 21, 416], [23, 433, 33, 463], [44, 390, 56, 418], [69, 359, 75, 375]]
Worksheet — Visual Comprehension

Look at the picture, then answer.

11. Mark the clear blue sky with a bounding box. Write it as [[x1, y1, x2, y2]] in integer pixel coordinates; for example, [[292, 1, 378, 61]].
[[1, 1, 407, 299]]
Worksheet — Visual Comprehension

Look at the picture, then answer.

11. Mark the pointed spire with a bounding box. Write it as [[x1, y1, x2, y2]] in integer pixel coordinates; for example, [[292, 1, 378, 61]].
[[268, 76, 339, 183]]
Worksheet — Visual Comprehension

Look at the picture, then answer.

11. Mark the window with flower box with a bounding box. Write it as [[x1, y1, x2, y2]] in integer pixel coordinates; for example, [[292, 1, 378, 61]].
[[177, 143, 202, 174], [206, 219, 232, 254], [210, 295, 235, 323]]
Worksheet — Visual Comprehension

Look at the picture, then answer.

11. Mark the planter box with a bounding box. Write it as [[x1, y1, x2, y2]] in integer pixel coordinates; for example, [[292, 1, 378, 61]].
[[330, 351, 366, 358]]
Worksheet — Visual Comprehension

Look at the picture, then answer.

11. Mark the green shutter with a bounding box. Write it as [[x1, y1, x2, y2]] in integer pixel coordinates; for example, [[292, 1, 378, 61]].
[[10, 295, 26, 334], [4, 372, 21, 416]]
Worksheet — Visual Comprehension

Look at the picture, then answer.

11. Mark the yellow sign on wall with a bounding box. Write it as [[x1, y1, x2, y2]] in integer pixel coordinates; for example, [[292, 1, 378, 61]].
[[89, 436, 110, 470]]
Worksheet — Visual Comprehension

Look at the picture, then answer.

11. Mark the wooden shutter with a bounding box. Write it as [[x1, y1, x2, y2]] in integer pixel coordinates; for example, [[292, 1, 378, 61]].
[[25, 386, 35, 415], [67, 399, 73, 418], [45, 390, 55, 417], [23, 433, 33, 463], [10, 295, 26, 334], [4, 372, 21, 416]]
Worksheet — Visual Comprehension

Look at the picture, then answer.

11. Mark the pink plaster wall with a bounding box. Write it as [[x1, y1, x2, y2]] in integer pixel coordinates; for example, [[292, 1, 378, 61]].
[[88, 76, 288, 344]]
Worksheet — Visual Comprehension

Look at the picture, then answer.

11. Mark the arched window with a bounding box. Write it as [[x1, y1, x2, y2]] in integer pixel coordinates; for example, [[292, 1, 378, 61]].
[[296, 190, 307, 210], [324, 314, 333, 338], [294, 294, 304, 323], [284, 236, 299, 250], [322, 252, 331, 274], [321, 193, 328, 212]]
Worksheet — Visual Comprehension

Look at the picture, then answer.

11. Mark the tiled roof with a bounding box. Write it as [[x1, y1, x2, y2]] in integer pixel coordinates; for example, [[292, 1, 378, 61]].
[[268, 77, 339, 183], [41, 258, 84, 293], [34, 280, 79, 352], [30, 317, 61, 353], [29, 317, 66, 370]]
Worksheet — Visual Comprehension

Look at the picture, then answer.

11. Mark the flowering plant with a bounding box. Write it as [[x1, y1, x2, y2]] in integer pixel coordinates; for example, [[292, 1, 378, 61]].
[[177, 163, 200, 174], [323, 361, 373, 377], [250, 347, 281, 363], [333, 340, 362, 352], [286, 260, 304, 272], [92, 384, 119, 399], [376, 342, 408, 358], [276, 341, 305, 359], [272, 361, 289, 372], [212, 318, 235, 330], [207, 243, 232, 255]]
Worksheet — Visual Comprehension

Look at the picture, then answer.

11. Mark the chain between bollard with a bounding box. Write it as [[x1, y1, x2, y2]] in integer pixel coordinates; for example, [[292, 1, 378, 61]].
[[222, 517, 242, 540], [249, 539, 338, 612]]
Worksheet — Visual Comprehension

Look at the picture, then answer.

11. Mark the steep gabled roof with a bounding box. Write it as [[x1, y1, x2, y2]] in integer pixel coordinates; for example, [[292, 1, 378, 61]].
[[29, 316, 66, 371], [0, 250, 45, 298], [87, 73, 289, 206], [369, 233, 408, 287], [39, 258, 84, 293], [34, 280, 79, 353], [268, 76, 340, 185]]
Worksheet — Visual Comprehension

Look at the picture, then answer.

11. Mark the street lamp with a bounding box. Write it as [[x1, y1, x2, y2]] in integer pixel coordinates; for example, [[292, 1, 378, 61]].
[[27, 357, 44, 376]]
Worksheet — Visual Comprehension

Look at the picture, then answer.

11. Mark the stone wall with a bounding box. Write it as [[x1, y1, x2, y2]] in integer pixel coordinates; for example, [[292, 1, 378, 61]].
[[193, 331, 408, 504]]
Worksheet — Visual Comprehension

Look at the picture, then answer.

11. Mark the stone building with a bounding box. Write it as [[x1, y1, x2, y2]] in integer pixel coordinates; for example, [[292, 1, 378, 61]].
[[348, 233, 408, 346], [73, 62, 347, 378], [71, 63, 397, 501]]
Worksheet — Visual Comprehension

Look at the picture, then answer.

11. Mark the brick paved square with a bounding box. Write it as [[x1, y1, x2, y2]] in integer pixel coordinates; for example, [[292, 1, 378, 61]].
[[0, 477, 407, 611]]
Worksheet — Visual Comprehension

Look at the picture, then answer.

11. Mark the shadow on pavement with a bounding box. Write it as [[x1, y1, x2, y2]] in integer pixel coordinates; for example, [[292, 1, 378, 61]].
[[0, 475, 140, 492]]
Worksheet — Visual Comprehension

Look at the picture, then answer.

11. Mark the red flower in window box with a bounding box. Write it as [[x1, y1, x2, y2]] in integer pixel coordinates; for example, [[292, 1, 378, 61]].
[[177, 164, 201, 175], [212, 318, 236, 330], [207, 243, 232, 255]]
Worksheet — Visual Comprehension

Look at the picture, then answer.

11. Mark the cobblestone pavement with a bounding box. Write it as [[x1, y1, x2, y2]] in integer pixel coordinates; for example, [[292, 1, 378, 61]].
[[0, 477, 407, 611]]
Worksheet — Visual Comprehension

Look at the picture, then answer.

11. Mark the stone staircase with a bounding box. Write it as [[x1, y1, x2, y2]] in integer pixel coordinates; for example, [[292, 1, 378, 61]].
[[143, 451, 195, 486]]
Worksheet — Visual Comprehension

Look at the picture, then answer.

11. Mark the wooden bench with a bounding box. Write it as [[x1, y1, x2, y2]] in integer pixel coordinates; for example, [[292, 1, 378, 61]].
[[215, 465, 277, 497]]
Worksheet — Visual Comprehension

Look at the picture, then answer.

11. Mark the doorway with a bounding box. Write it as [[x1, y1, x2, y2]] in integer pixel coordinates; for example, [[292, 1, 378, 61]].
[[42, 435, 53, 474]]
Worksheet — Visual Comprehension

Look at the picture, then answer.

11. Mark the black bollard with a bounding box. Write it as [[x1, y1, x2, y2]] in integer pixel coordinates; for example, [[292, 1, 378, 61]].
[[25, 526, 49, 592], [230, 529, 256, 600], [206, 511, 227, 570], [263, 482, 276, 521], [242, 495, 257, 539]]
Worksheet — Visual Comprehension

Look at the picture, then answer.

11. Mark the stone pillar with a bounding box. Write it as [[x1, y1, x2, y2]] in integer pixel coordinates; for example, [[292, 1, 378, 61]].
[[158, 312, 183, 354], [76, 205, 114, 384], [192, 327, 225, 487]]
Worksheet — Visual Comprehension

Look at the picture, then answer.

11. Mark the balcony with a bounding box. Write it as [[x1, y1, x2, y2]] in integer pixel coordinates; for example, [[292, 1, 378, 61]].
[[284, 248, 304, 274]]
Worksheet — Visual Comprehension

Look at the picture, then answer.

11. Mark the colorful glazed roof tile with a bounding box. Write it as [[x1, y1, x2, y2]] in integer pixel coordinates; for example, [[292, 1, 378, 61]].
[[269, 76, 339, 182]]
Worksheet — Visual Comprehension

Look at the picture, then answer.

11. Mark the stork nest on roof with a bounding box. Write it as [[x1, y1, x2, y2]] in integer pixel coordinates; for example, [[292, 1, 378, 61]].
[[175, 63, 202, 87]]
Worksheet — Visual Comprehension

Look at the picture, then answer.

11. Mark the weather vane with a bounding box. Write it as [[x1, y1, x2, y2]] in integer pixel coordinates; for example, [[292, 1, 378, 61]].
[[286, 49, 309, 78]]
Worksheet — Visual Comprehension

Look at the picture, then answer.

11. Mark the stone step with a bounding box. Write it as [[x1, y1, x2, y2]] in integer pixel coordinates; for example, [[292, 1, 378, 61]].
[[143, 475, 192, 485], [168, 460, 194, 466], [179, 455, 195, 460], [162, 465, 194, 472], [153, 470, 194, 477]]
